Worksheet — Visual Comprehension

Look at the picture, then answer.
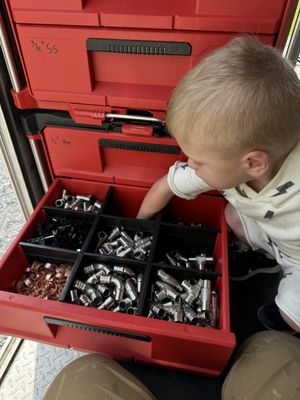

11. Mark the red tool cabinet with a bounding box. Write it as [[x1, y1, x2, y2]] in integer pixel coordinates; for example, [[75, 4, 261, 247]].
[[0, 0, 297, 377]]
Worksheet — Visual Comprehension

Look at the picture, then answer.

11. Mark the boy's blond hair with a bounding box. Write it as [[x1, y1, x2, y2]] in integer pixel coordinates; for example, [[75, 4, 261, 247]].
[[166, 36, 300, 159]]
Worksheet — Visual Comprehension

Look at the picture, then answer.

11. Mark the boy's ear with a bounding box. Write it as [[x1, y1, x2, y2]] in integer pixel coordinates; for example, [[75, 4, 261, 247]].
[[242, 150, 270, 178]]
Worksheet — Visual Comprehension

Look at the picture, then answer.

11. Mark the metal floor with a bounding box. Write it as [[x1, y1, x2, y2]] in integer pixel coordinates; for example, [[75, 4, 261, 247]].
[[0, 340, 84, 400]]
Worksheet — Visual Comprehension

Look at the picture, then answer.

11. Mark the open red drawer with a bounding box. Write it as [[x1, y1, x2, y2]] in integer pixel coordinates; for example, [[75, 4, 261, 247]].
[[0, 126, 235, 376]]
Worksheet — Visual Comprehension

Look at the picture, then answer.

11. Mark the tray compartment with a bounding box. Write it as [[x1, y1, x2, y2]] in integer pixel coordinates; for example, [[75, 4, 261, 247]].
[[146, 264, 220, 326], [62, 253, 148, 315], [9, 244, 78, 300], [42, 176, 111, 209], [161, 194, 225, 230], [87, 215, 156, 260], [153, 223, 217, 266], [25, 207, 94, 251]]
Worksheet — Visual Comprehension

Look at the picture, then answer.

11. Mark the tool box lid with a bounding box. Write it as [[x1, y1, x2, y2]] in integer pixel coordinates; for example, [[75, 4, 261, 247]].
[[8, 0, 289, 33]]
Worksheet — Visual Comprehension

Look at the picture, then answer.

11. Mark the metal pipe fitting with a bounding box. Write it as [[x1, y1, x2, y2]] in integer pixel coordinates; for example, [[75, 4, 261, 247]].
[[79, 294, 92, 306], [151, 304, 166, 319], [189, 254, 214, 270], [137, 273, 144, 293], [119, 298, 132, 311], [102, 242, 114, 255], [134, 235, 153, 248], [86, 287, 102, 307], [116, 246, 132, 258], [120, 231, 135, 247], [198, 310, 210, 323], [154, 289, 168, 302], [163, 304, 184, 322], [165, 253, 177, 266], [94, 200, 102, 210], [132, 248, 147, 261], [76, 195, 91, 202], [96, 231, 107, 248], [97, 296, 115, 310], [70, 289, 79, 303], [183, 286, 201, 307], [95, 284, 111, 298], [74, 279, 90, 291], [125, 278, 138, 301], [134, 231, 143, 241], [98, 275, 125, 301], [113, 265, 135, 277], [126, 307, 137, 315], [200, 280, 211, 311], [157, 269, 183, 292], [108, 226, 124, 241], [210, 291, 218, 328], [184, 306, 199, 325], [110, 276, 125, 301], [55, 199, 65, 208]]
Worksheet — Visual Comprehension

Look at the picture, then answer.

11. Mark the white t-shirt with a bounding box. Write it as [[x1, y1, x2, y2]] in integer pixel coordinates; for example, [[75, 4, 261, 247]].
[[167, 141, 300, 268]]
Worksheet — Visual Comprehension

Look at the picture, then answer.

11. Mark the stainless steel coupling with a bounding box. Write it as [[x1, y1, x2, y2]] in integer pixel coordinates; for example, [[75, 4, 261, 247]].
[[159, 250, 214, 270], [149, 268, 219, 328], [95, 226, 153, 261], [55, 189, 102, 213], [200, 280, 211, 311]]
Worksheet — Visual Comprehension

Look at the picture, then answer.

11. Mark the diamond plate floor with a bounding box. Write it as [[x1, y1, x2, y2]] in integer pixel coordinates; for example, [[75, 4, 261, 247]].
[[0, 340, 85, 400]]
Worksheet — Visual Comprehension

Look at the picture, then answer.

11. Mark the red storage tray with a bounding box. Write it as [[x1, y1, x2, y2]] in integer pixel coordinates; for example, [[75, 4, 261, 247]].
[[0, 125, 235, 376]]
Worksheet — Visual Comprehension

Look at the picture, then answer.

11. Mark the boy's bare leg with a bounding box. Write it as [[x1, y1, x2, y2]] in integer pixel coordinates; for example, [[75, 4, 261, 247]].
[[225, 203, 248, 244], [280, 310, 300, 332]]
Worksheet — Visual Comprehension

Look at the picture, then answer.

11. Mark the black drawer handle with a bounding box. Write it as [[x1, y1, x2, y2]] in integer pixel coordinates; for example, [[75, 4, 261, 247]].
[[87, 38, 191, 56], [99, 139, 180, 154], [44, 317, 151, 342]]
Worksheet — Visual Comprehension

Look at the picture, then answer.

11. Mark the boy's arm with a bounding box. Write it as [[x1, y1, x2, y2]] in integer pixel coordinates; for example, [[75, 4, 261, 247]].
[[136, 174, 174, 219]]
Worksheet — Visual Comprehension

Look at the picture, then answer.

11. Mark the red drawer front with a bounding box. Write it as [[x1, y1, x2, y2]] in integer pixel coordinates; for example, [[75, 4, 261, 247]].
[[0, 176, 235, 377], [40, 126, 184, 188], [9, 21, 276, 113], [7, 0, 287, 32]]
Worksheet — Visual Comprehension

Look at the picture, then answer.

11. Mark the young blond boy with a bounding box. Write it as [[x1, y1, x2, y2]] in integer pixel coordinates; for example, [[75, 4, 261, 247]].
[[137, 37, 300, 332]]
